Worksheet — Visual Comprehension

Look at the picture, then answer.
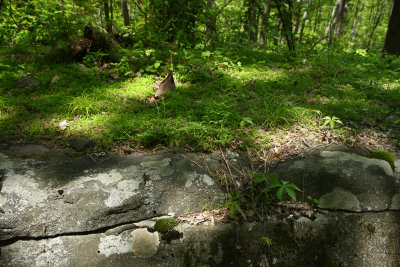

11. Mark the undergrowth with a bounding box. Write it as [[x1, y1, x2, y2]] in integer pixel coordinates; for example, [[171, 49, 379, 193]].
[[1, 44, 400, 153]]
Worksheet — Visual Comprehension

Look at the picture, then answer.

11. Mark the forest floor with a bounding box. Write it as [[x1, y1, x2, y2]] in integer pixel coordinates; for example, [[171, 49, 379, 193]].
[[1, 45, 400, 163]]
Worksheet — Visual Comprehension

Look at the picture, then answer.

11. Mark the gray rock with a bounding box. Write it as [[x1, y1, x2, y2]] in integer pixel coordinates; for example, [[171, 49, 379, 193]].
[[273, 150, 398, 212], [70, 136, 91, 151], [1, 146, 399, 266], [0, 147, 225, 241], [1, 212, 399, 266], [15, 76, 37, 88]]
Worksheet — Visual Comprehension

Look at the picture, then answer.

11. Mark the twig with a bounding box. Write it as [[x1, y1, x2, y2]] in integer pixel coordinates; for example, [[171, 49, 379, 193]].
[[219, 148, 237, 189], [301, 137, 311, 148], [180, 153, 211, 176], [131, 0, 150, 22]]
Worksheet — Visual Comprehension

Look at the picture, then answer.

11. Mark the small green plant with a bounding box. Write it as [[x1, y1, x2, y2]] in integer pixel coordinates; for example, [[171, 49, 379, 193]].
[[224, 191, 246, 220], [83, 50, 108, 69], [254, 173, 302, 202], [367, 149, 396, 171], [261, 236, 272, 247], [154, 218, 179, 233], [307, 195, 320, 209], [322, 116, 343, 129]]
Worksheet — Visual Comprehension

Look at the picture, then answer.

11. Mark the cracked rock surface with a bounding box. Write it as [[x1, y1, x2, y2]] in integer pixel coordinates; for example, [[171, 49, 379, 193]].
[[0, 145, 224, 241], [0, 144, 399, 266]]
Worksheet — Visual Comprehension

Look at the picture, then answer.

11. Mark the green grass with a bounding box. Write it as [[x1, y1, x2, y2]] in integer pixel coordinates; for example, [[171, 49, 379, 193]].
[[1, 45, 400, 152]]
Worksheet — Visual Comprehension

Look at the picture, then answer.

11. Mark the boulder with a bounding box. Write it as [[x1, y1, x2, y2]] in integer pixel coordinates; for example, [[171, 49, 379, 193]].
[[272, 148, 398, 212], [15, 76, 37, 88]]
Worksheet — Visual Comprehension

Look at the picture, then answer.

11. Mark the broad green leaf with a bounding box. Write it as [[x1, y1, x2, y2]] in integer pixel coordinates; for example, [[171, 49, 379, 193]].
[[276, 187, 284, 201], [286, 184, 302, 191], [286, 188, 297, 202], [201, 51, 211, 58]]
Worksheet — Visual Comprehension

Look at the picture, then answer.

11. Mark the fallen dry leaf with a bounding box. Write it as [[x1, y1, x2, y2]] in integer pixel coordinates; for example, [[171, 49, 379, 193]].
[[57, 120, 69, 130]]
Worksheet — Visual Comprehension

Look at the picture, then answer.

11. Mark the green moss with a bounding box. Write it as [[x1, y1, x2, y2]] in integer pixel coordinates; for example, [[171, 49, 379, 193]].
[[367, 150, 396, 171], [154, 218, 179, 233]]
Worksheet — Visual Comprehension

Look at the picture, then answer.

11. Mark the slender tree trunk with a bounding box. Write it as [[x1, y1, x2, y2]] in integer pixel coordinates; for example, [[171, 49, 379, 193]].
[[121, 0, 130, 26], [366, 0, 386, 49], [247, 0, 258, 45], [384, 0, 400, 55], [259, 0, 272, 45], [313, 0, 322, 33], [349, 0, 360, 47], [299, 0, 310, 42], [274, 16, 281, 45], [98, 7, 103, 28], [205, 0, 216, 41], [325, 0, 340, 38], [293, 0, 303, 35], [335, 0, 347, 35], [104, 0, 111, 33], [274, 0, 295, 56], [110, 0, 114, 33]]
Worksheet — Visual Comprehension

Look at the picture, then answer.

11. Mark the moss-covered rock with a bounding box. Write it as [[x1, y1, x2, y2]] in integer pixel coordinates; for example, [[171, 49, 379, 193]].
[[367, 150, 396, 171], [154, 218, 179, 233]]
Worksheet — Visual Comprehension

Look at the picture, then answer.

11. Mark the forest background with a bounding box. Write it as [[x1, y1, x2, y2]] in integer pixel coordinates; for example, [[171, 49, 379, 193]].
[[0, 0, 399, 163]]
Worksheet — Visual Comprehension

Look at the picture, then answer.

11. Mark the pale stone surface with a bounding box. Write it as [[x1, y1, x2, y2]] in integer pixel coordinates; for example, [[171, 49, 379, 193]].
[[319, 187, 361, 211], [131, 228, 160, 258]]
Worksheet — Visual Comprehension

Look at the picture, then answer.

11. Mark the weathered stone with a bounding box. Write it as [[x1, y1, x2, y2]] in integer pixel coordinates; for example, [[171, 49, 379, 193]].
[[0, 146, 225, 241], [1, 145, 399, 266], [272, 149, 398, 212], [1, 212, 399, 266], [131, 228, 160, 258], [15, 76, 37, 88], [70, 136, 91, 152]]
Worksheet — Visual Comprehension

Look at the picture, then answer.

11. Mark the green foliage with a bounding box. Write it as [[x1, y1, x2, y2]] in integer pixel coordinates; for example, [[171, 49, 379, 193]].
[[83, 50, 108, 69], [154, 218, 179, 233], [255, 173, 302, 202], [261, 236, 272, 247], [224, 192, 246, 220], [322, 116, 343, 129], [367, 150, 396, 171], [307, 195, 320, 209]]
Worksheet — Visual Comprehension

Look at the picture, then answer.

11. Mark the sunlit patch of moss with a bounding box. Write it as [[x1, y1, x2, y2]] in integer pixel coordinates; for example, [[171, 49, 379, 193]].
[[154, 218, 179, 233], [119, 76, 155, 100], [367, 150, 396, 171]]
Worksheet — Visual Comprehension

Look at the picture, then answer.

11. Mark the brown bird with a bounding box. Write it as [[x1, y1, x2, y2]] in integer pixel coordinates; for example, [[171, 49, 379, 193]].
[[154, 72, 176, 98]]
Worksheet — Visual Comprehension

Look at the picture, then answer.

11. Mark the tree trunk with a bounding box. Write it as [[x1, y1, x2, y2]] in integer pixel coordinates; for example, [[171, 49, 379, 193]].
[[110, 0, 114, 33], [366, 0, 387, 49], [104, 0, 112, 33], [293, 0, 303, 36], [299, 0, 310, 42], [325, 0, 340, 38], [384, 0, 400, 55], [349, 0, 360, 46], [121, 0, 130, 26], [246, 0, 258, 45], [335, 0, 347, 35], [259, 0, 272, 46], [205, 0, 216, 41], [274, 0, 295, 56], [98, 7, 103, 28], [313, 0, 322, 33]]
